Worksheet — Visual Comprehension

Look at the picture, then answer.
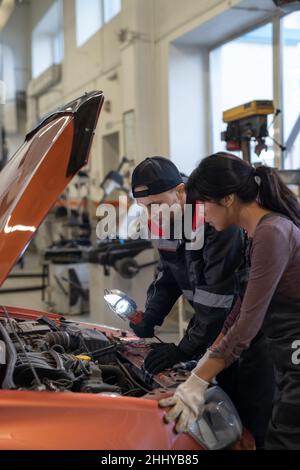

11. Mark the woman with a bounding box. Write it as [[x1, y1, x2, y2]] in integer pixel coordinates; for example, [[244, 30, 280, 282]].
[[159, 152, 300, 450]]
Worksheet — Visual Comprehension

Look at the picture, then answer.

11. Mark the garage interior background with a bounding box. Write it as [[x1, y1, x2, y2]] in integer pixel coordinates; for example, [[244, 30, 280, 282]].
[[0, 0, 299, 339]]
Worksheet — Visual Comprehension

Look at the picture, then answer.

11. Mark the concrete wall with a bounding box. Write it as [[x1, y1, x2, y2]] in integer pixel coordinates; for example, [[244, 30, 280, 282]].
[[2, 0, 261, 192], [24, 1, 240, 178], [0, 2, 30, 92], [0, 1, 31, 154], [30, 0, 55, 30], [154, 0, 230, 41]]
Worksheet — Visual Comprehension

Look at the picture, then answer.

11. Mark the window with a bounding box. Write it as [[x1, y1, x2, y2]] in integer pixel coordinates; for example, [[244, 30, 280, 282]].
[[31, 0, 64, 79], [282, 12, 300, 169], [210, 23, 274, 165], [0, 45, 17, 133], [76, 0, 121, 47], [75, 0, 103, 47], [0, 45, 15, 103], [103, 0, 121, 23]]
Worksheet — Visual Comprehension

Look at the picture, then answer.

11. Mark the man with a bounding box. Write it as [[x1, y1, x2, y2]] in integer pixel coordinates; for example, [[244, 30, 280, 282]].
[[130, 156, 274, 448]]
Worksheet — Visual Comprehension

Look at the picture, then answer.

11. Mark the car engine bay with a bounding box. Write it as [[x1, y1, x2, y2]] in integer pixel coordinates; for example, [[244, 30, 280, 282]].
[[0, 310, 190, 399]]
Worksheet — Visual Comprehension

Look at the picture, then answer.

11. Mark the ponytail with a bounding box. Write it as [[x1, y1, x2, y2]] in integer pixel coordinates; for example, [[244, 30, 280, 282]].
[[255, 165, 300, 228], [186, 153, 300, 228]]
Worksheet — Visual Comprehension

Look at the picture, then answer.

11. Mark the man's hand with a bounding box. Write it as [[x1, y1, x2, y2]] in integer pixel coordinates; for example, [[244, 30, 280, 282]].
[[144, 343, 189, 374], [129, 319, 155, 338], [159, 373, 209, 433]]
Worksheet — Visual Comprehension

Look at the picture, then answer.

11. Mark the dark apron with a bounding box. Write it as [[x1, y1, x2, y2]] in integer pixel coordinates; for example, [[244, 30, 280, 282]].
[[217, 236, 275, 449], [217, 331, 275, 449], [263, 294, 300, 450]]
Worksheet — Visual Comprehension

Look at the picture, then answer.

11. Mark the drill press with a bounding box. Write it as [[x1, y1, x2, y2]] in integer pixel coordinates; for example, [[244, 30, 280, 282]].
[[221, 100, 275, 163]]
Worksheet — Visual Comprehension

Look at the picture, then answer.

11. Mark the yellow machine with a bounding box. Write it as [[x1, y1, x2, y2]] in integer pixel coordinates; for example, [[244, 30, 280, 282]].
[[223, 100, 274, 123], [222, 101, 300, 191], [222, 100, 275, 162]]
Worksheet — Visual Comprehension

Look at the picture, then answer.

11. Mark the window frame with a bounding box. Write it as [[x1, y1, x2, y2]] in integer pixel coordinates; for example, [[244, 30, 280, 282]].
[[207, 13, 288, 169], [31, 0, 64, 79], [75, 0, 121, 48]]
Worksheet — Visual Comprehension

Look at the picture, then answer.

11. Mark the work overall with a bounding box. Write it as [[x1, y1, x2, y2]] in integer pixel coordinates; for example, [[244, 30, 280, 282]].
[[263, 294, 300, 449], [216, 235, 275, 449]]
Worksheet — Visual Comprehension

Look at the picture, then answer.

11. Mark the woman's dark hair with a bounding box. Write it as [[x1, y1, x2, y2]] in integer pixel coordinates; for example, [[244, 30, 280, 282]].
[[186, 152, 300, 228]]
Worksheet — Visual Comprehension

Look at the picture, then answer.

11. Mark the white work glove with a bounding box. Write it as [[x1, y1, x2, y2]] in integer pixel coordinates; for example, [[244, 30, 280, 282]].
[[159, 372, 209, 433], [195, 350, 210, 369], [194, 350, 217, 383]]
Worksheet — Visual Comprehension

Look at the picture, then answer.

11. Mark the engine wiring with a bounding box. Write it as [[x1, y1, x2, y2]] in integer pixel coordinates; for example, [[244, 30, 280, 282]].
[[0, 312, 152, 397], [1, 306, 44, 390], [115, 356, 150, 394]]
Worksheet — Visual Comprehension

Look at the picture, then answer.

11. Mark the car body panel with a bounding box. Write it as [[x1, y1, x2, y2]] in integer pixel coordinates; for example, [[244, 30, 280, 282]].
[[0, 306, 201, 450], [0, 91, 104, 287], [0, 391, 201, 450]]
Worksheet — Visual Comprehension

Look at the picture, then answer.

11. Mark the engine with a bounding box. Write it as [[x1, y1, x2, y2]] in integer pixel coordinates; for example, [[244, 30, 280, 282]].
[[0, 316, 154, 397]]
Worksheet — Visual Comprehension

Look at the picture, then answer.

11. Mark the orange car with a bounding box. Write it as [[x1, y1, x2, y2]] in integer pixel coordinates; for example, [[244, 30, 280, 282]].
[[0, 92, 254, 450]]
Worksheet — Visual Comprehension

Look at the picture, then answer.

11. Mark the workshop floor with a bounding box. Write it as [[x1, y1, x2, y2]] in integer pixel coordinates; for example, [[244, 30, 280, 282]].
[[0, 252, 180, 343]]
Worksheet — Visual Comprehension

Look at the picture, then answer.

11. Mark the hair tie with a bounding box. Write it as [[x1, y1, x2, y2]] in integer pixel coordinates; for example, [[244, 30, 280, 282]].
[[254, 175, 262, 187]]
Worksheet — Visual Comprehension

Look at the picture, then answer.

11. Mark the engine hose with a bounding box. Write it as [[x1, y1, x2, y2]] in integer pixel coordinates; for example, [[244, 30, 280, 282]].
[[0, 322, 17, 389], [80, 382, 121, 394], [115, 358, 150, 393], [14, 363, 72, 386], [91, 344, 116, 358], [97, 364, 128, 389], [44, 331, 76, 351], [51, 344, 66, 354]]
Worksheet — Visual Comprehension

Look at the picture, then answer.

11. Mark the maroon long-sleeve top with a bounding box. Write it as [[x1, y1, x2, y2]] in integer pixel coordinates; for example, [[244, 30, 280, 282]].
[[210, 214, 300, 367]]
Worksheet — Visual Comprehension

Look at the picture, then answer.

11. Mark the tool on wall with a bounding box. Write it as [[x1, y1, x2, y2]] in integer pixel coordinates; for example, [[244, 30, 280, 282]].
[[99, 156, 134, 203]]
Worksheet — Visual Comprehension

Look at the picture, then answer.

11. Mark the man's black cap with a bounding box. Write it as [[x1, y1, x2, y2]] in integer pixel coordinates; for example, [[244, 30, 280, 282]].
[[131, 156, 183, 198]]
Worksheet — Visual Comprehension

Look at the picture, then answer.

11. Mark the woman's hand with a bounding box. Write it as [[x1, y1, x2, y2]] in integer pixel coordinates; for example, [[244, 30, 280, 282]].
[[158, 347, 226, 433], [159, 373, 209, 433]]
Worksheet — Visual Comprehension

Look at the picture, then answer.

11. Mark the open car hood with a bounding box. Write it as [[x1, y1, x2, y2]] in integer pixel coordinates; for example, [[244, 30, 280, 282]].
[[0, 90, 104, 287]]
